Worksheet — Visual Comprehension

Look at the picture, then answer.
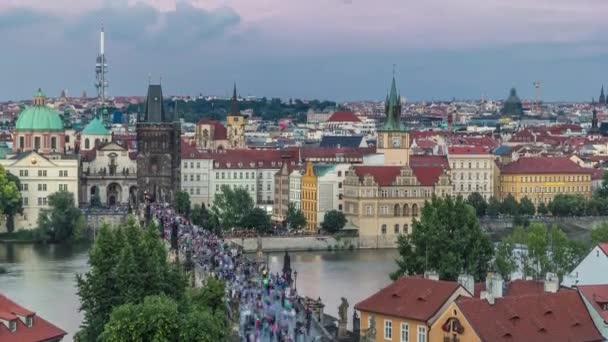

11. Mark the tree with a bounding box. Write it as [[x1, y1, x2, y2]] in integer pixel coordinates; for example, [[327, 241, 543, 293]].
[[548, 194, 587, 216], [286, 202, 306, 230], [518, 197, 536, 216], [90, 194, 102, 208], [537, 202, 549, 216], [76, 219, 187, 340], [101, 282, 228, 342], [498, 223, 587, 280], [501, 194, 518, 216], [241, 208, 272, 233], [175, 191, 191, 217], [466, 192, 487, 217], [37, 190, 85, 243], [486, 196, 502, 217], [391, 196, 493, 281], [0, 169, 22, 233], [321, 210, 346, 233], [211, 186, 254, 229], [591, 223, 608, 244], [494, 239, 516, 280], [190, 204, 202, 226], [596, 171, 608, 198]]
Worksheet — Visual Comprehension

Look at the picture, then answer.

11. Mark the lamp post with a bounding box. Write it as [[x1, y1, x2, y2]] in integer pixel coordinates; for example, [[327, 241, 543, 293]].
[[294, 270, 298, 291]]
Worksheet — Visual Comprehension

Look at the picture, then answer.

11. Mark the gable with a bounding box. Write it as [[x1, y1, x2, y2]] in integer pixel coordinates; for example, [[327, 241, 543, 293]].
[[99, 142, 127, 152], [9, 152, 57, 168]]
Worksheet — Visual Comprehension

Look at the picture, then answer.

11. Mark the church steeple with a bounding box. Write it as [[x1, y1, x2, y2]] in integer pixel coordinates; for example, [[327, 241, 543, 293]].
[[592, 108, 599, 131], [600, 85, 606, 105], [382, 75, 404, 131], [230, 83, 240, 116]]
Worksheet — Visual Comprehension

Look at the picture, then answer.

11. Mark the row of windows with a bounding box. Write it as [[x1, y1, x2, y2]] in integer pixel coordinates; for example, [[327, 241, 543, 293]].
[[451, 161, 490, 170], [17, 135, 61, 150], [505, 185, 591, 193], [452, 172, 489, 181], [382, 320, 426, 342], [454, 184, 488, 192], [215, 184, 255, 192], [367, 204, 419, 217], [183, 162, 202, 169], [18, 170, 68, 177], [302, 190, 317, 201], [503, 175, 591, 182], [379, 223, 409, 235], [215, 171, 275, 180], [20, 183, 68, 192], [356, 188, 437, 198]]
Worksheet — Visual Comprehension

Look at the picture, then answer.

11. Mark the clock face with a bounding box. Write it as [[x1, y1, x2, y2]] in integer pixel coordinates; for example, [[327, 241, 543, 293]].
[[392, 137, 401, 147]]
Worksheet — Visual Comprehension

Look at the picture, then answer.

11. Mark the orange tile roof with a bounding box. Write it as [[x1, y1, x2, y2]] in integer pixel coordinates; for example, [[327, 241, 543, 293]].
[[355, 277, 461, 322], [327, 110, 360, 123]]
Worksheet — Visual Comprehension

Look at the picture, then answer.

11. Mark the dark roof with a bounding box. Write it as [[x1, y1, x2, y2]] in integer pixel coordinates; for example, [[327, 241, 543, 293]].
[[355, 277, 461, 322], [501, 157, 592, 175], [319, 135, 364, 148], [457, 291, 603, 342], [143, 84, 171, 123], [494, 145, 513, 156], [0, 294, 67, 342]]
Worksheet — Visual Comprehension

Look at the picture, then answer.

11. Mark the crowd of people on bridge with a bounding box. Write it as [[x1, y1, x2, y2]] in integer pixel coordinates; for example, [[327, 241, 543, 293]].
[[149, 202, 320, 342]]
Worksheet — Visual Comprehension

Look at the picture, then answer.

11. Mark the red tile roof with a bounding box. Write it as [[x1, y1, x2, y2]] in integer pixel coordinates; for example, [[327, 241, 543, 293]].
[[355, 277, 461, 322], [577, 285, 608, 323], [327, 111, 360, 123], [599, 243, 608, 257], [197, 119, 227, 140], [410, 155, 450, 169], [353, 164, 446, 187], [501, 157, 593, 175], [0, 294, 67, 342], [448, 145, 490, 155], [181, 141, 298, 169], [457, 291, 603, 342], [459, 136, 499, 149]]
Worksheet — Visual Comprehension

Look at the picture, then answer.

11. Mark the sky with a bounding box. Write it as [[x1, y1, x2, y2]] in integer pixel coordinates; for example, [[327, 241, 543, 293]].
[[0, 0, 607, 102]]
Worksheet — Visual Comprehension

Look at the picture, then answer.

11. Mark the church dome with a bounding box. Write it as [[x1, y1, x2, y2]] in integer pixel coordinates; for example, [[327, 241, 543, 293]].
[[15, 89, 64, 132], [82, 117, 110, 135]]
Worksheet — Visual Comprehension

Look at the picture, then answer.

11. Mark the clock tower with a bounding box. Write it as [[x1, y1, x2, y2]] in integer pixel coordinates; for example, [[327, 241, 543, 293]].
[[377, 76, 410, 165]]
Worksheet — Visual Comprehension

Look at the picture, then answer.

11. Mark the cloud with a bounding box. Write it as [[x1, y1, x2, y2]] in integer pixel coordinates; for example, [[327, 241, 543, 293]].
[[0, 8, 56, 30]]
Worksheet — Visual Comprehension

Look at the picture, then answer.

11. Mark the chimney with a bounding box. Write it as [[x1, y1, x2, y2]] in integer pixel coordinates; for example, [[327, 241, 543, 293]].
[[480, 290, 495, 305], [485, 272, 504, 299], [424, 270, 439, 281], [544, 272, 559, 293], [457, 273, 475, 296]]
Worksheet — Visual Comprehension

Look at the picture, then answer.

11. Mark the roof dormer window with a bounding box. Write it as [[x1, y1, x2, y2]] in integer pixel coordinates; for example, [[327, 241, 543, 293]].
[[26, 315, 33, 327], [10, 319, 17, 332]]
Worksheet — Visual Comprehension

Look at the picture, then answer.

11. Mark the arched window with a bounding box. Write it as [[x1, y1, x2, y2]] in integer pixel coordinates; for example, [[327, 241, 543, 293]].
[[381, 224, 387, 235], [412, 204, 419, 217], [394, 224, 399, 234], [84, 138, 90, 149], [403, 224, 408, 234], [403, 204, 410, 217], [394, 204, 401, 216], [51, 137, 57, 149], [19, 136, 24, 149]]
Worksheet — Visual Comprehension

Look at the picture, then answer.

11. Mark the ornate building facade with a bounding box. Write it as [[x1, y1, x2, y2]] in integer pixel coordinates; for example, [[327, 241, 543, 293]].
[[343, 76, 451, 247], [136, 84, 181, 203], [226, 84, 246, 149]]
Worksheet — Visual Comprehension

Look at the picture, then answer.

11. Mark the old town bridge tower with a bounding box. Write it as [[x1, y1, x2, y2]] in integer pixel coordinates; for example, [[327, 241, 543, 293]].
[[136, 84, 181, 204]]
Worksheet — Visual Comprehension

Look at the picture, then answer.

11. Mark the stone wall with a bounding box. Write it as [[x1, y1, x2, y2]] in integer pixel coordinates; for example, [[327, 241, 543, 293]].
[[227, 234, 398, 252]]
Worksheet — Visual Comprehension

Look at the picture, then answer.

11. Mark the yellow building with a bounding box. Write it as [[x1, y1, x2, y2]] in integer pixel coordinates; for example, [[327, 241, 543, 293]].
[[355, 276, 471, 342], [500, 156, 592, 205], [301, 161, 318, 232], [429, 301, 477, 342]]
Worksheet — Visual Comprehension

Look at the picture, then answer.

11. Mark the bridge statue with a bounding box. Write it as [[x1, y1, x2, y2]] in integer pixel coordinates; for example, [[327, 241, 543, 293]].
[[338, 297, 349, 338], [363, 314, 376, 342]]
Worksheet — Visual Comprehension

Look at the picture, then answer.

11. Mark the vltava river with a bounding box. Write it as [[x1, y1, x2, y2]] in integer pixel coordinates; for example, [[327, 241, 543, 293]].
[[0, 243, 397, 337]]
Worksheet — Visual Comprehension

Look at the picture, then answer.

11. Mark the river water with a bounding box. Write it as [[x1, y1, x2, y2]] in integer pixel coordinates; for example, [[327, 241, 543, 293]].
[[0, 243, 397, 338]]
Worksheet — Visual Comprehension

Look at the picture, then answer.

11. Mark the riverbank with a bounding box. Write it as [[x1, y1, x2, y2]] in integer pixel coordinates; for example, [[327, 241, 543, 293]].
[[0, 230, 42, 243], [227, 234, 400, 252]]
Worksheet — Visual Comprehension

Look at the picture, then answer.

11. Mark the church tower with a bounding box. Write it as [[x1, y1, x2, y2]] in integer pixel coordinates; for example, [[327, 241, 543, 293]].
[[136, 84, 181, 204], [377, 76, 410, 165], [600, 86, 606, 105], [226, 83, 246, 149]]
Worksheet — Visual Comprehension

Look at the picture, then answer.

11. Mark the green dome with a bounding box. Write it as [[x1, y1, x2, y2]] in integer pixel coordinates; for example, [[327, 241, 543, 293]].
[[15, 105, 64, 131], [82, 117, 110, 135]]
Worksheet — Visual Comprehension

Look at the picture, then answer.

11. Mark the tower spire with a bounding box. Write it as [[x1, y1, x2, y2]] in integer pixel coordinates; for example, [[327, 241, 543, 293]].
[[230, 82, 240, 116], [95, 21, 108, 114], [381, 69, 404, 131], [600, 85, 606, 105]]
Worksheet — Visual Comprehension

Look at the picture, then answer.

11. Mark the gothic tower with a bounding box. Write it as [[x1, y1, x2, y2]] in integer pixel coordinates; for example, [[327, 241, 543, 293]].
[[600, 85, 606, 105], [226, 83, 246, 149], [591, 108, 599, 133], [377, 76, 410, 165], [136, 84, 181, 204]]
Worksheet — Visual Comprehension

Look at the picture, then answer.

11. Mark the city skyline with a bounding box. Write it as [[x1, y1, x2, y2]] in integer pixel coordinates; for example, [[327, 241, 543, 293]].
[[0, 0, 607, 101]]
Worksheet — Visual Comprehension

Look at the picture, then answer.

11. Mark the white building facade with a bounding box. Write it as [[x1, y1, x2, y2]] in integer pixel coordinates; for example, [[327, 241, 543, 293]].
[[447, 146, 496, 200]]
